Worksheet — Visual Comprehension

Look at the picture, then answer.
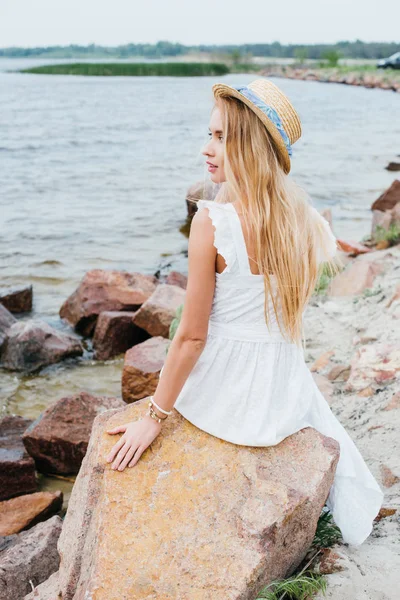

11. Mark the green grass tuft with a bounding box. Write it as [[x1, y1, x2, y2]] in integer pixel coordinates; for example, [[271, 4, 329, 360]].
[[20, 62, 230, 77], [374, 223, 400, 245], [255, 571, 327, 600]]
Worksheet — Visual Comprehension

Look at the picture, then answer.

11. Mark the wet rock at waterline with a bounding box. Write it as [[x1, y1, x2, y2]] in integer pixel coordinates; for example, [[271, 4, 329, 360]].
[[0, 490, 63, 536], [0, 319, 84, 373], [122, 335, 170, 403], [385, 162, 400, 172], [0, 515, 62, 600], [37, 401, 339, 600], [0, 284, 33, 313], [0, 303, 17, 349], [0, 415, 38, 502], [59, 269, 158, 336], [93, 310, 151, 361], [22, 392, 124, 474], [132, 283, 186, 338]]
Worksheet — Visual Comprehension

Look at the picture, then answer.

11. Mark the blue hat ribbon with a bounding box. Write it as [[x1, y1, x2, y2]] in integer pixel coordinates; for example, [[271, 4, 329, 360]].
[[232, 85, 292, 157]]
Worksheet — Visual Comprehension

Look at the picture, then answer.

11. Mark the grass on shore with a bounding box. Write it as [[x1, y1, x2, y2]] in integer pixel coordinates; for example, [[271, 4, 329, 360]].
[[20, 62, 230, 77]]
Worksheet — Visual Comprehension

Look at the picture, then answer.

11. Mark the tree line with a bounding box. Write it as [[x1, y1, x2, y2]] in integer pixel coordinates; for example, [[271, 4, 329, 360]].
[[1, 40, 398, 59]]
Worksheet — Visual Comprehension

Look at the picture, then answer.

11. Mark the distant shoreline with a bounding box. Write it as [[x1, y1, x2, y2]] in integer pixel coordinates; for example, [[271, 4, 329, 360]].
[[18, 62, 230, 77]]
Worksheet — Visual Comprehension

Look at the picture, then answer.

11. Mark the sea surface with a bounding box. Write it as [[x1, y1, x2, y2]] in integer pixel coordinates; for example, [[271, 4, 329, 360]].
[[0, 58, 399, 425]]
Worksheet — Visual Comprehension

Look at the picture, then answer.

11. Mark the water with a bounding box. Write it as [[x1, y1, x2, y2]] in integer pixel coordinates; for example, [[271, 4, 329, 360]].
[[0, 58, 399, 420]]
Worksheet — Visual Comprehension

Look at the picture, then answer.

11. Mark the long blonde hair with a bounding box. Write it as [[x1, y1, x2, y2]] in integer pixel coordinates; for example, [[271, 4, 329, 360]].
[[212, 96, 343, 349]]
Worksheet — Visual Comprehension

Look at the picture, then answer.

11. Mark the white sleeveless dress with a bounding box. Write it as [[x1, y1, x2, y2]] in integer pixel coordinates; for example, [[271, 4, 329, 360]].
[[161, 199, 384, 546]]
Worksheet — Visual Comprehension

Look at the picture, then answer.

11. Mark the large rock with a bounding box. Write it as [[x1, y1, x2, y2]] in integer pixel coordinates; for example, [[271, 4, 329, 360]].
[[0, 284, 33, 313], [0, 303, 17, 350], [0, 319, 84, 373], [0, 490, 63, 535], [371, 179, 400, 212], [59, 269, 158, 336], [0, 415, 38, 501], [0, 515, 62, 600], [132, 283, 186, 338], [93, 310, 150, 361], [328, 259, 384, 296], [121, 336, 170, 402], [22, 392, 124, 474], [42, 401, 339, 600]]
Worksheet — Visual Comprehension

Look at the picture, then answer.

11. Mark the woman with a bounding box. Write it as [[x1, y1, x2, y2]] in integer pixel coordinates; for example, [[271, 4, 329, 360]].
[[106, 78, 384, 546]]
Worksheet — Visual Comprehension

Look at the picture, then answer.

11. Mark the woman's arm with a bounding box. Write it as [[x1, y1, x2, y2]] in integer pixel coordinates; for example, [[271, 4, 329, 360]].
[[105, 205, 217, 470], [151, 205, 217, 413]]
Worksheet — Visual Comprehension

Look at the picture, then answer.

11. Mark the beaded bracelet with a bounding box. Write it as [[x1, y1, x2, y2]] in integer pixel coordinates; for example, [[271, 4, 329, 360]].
[[149, 396, 172, 416]]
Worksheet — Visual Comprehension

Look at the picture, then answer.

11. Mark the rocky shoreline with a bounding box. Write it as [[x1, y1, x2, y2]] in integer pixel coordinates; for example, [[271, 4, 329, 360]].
[[260, 65, 400, 93], [0, 179, 399, 598]]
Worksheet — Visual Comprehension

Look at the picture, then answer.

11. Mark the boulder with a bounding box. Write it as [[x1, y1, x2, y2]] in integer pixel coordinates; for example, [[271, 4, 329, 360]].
[[328, 260, 384, 296], [42, 401, 339, 600], [0, 319, 84, 373], [0, 303, 17, 350], [0, 515, 62, 600], [0, 490, 63, 535], [0, 284, 33, 313], [371, 179, 400, 212], [93, 310, 150, 361], [22, 392, 124, 474], [59, 269, 158, 336], [132, 283, 186, 338], [0, 415, 38, 501], [122, 336, 170, 402], [385, 162, 400, 172]]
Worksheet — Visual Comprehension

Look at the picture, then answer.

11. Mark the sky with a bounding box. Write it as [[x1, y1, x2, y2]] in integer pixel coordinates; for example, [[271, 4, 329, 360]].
[[0, 0, 399, 48]]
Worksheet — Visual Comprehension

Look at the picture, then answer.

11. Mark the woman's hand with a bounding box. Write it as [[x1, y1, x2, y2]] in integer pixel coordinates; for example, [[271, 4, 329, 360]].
[[105, 416, 163, 471]]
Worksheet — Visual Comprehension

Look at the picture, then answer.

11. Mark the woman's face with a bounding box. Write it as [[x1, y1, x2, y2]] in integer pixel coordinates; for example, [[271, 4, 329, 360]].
[[202, 106, 226, 183]]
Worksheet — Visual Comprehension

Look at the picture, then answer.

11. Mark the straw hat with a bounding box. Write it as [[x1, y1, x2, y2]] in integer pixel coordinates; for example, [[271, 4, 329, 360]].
[[212, 78, 302, 174]]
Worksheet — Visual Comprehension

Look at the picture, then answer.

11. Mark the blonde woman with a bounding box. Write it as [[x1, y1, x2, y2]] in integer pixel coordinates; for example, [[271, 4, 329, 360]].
[[106, 79, 384, 546]]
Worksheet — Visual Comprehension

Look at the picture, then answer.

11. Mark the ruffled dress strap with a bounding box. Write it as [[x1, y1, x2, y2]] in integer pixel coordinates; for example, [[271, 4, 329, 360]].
[[309, 205, 338, 264], [196, 200, 237, 274]]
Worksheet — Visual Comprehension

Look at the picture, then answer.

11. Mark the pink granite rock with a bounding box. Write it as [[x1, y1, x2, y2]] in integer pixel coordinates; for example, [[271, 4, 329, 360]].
[[44, 402, 340, 600], [328, 260, 384, 296], [121, 335, 170, 402], [0, 284, 33, 313], [371, 179, 400, 212], [0, 490, 63, 535], [0, 415, 38, 501], [93, 310, 150, 360], [132, 283, 186, 338], [0, 303, 17, 350], [22, 392, 124, 474], [59, 269, 158, 336], [1, 319, 84, 373], [0, 515, 62, 600]]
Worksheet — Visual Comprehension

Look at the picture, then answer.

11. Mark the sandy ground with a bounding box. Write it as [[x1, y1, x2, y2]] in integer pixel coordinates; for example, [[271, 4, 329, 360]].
[[303, 246, 400, 599]]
